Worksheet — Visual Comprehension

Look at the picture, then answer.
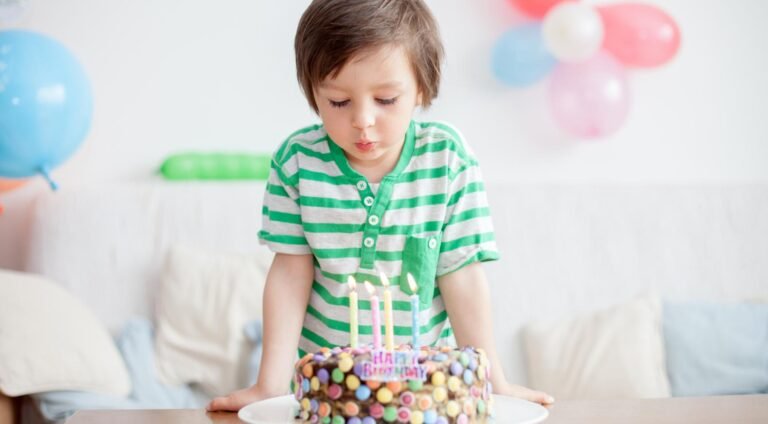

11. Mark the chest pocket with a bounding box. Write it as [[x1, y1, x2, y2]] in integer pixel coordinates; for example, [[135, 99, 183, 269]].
[[399, 233, 442, 310]]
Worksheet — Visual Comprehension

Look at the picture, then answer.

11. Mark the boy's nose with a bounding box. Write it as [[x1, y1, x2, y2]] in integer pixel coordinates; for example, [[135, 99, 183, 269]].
[[352, 104, 375, 130]]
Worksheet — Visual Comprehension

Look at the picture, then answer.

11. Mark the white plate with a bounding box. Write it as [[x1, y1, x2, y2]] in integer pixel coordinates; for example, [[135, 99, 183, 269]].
[[239, 394, 549, 423]]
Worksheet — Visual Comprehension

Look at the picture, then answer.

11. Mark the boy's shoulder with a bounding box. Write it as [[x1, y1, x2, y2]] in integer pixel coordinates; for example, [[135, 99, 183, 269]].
[[414, 120, 478, 165], [272, 123, 329, 167]]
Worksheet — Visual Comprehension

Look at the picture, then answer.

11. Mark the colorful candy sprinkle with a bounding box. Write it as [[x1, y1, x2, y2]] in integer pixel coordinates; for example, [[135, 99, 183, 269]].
[[433, 387, 447, 402], [377, 387, 394, 403], [386, 381, 402, 394], [311, 376, 320, 391], [318, 402, 331, 417], [369, 403, 384, 419], [383, 406, 398, 422], [332, 368, 345, 383], [346, 374, 361, 390], [399, 391, 415, 407], [328, 384, 342, 400], [344, 401, 360, 417], [459, 352, 469, 367], [463, 400, 475, 416], [446, 401, 460, 417], [355, 385, 371, 401], [338, 356, 354, 372], [302, 363, 314, 378], [423, 410, 437, 424], [317, 368, 329, 384], [450, 361, 463, 376], [410, 410, 424, 424], [447, 376, 461, 392], [463, 369, 475, 385], [408, 379, 423, 391], [396, 406, 411, 423], [477, 365, 486, 381], [417, 394, 433, 411], [431, 371, 446, 386]]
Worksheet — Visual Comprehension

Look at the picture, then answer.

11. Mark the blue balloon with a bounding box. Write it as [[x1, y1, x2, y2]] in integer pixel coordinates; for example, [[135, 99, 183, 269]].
[[491, 23, 557, 87], [0, 30, 92, 188]]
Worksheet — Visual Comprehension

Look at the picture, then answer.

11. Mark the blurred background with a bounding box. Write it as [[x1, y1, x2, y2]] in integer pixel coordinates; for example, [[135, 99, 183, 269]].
[[2, 0, 767, 268], [1, 1, 767, 421]]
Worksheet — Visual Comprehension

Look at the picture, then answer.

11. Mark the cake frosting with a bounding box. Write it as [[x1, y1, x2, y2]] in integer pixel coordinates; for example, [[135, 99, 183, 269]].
[[292, 344, 494, 423]]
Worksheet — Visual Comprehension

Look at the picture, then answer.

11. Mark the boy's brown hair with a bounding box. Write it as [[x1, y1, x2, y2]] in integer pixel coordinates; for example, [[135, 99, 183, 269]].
[[295, 0, 444, 113]]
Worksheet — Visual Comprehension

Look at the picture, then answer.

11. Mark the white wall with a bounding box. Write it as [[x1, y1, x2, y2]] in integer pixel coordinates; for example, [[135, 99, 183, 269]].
[[2, 0, 768, 262]]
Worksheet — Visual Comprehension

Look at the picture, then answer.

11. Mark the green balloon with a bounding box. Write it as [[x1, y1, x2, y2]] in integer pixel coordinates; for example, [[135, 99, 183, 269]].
[[160, 152, 271, 180]]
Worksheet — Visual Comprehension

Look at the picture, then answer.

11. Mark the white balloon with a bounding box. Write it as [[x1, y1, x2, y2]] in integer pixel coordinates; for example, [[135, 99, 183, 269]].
[[543, 2, 604, 62]]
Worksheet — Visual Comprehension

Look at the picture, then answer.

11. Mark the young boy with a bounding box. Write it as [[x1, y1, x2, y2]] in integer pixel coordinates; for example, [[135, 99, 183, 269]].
[[208, 0, 553, 411]]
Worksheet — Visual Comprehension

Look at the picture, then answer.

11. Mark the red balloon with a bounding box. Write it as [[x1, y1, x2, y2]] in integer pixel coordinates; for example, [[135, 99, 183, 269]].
[[509, 0, 574, 19], [598, 3, 681, 68], [0, 178, 26, 193]]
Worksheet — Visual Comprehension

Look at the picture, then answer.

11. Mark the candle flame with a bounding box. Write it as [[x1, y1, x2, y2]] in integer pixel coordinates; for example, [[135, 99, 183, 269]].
[[364, 281, 376, 295], [347, 275, 357, 291], [380, 272, 390, 287], [407, 273, 418, 293]]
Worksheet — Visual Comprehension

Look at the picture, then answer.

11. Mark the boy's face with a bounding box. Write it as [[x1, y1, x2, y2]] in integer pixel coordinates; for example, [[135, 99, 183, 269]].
[[314, 44, 422, 174]]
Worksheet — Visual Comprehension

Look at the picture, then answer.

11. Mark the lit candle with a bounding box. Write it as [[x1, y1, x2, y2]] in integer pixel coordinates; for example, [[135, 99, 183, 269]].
[[380, 273, 395, 351], [407, 273, 420, 351], [364, 281, 381, 350], [347, 276, 359, 349]]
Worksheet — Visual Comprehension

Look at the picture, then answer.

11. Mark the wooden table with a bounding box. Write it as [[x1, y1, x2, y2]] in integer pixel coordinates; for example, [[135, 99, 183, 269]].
[[66, 394, 768, 424]]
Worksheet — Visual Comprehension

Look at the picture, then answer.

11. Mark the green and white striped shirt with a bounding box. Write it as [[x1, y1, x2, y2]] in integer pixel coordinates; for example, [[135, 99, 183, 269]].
[[259, 120, 499, 357]]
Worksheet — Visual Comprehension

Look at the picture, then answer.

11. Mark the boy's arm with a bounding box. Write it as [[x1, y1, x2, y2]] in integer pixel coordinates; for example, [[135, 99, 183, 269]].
[[208, 252, 314, 411], [438, 262, 554, 405], [258, 252, 315, 395]]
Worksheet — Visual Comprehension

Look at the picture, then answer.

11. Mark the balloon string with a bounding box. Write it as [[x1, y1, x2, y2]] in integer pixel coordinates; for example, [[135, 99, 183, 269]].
[[39, 165, 59, 191]]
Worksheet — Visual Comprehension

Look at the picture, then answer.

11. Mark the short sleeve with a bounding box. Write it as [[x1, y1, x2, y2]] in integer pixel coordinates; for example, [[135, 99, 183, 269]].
[[436, 155, 499, 276], [258, 157, 312, 255]]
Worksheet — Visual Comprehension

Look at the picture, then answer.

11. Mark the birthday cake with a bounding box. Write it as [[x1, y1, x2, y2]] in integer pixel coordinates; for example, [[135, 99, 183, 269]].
[[292, 344, 494, 423]]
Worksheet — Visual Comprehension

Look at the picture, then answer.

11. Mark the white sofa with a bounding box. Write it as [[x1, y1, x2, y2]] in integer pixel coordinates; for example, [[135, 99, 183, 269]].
[[10, 181, 768, 419]]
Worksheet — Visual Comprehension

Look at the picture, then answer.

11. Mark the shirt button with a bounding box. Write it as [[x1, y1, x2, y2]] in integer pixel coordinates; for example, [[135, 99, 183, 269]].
[[363, 237, 375, 248], [428, 238, 438, 249], [364, 196, 374, 207], [356, 181, 368, 191], [368, 215, 380, 226]]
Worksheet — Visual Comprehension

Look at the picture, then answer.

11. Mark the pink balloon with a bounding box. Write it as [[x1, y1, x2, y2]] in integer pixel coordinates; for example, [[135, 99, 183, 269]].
[[548, 51, 630, 139], [598, 3, 681, 68], [509, 0, 574, 19]]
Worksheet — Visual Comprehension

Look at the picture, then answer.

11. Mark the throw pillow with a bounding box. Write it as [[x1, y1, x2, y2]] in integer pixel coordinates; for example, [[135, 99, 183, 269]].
[[523, 295, 671, 400], [33, 318, 208, 422], [153, 245, 268, 396], [0, 269, 131, 396], [663, 301, 768, 396]]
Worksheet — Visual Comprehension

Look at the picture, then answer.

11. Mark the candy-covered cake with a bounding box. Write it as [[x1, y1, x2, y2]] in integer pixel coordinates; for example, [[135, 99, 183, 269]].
[[292, 344, 494, 423]]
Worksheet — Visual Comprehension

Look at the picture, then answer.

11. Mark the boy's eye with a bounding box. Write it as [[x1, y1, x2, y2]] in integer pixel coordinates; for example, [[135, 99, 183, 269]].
[[329, 99, 350, 108], [376, 97, 398, 105]]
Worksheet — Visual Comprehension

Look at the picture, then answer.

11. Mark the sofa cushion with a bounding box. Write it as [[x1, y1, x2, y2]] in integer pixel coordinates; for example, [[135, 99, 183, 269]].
[[663, 301, 768, 396], [153, 245, 268, 396], [32, 318, 209, 422], [523, 295, 670, 400], [0, 269, 131, 396]]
